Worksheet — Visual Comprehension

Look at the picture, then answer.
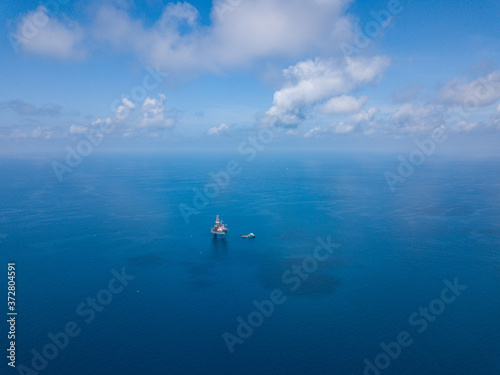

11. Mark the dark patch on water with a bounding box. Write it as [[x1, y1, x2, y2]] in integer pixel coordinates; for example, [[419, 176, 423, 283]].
[[128, 252, 167, 267], [478, 228, 500, 237], [187, 279, 215, 290], [185, 262, 216, 276], [258, 256, 342, 296]]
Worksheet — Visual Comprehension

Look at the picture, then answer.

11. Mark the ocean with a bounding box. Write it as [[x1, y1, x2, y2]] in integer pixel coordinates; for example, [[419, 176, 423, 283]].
[[1, 151, 499, 374]]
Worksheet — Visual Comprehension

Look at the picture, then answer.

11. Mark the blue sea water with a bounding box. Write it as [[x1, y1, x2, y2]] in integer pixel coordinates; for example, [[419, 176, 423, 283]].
[[1, 151, 500, 375]]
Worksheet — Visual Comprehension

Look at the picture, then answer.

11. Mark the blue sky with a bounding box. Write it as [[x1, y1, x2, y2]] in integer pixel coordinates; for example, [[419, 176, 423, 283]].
[[1, 0, 500, 153]]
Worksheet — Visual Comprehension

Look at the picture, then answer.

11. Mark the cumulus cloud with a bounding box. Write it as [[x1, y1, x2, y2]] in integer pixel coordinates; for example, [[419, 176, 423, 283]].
[[332, 121, 355, 134], [26, 0, 353, 71], [208, 123, 230, 136], [384, 96, 496, 135], [12, 6, 85, 59], [391, 103, 433, 120], [350, 106, 378, 123], [389, 103, 445, 133], [265, 55, 389, 126], [379, 69, 500, 135], [65, 95, 174, 140], [67, 98, 135, 139], [115, 98, 135, 123], [320, 95, 368, 115], [344, 56, 391, 83], [139, 94, 174, 129], [438, 71, 500, 107]]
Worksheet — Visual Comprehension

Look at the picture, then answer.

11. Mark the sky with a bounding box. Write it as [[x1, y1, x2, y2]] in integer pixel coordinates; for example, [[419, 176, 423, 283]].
[[1, 0, 500, 154]]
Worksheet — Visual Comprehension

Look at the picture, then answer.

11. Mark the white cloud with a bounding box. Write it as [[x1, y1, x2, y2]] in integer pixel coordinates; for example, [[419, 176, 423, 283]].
[[115, 98, 135, 123], [344, 56, 391, 83], [364, 128, 376, 136], [381, 69, 500, 135], [332, 121, 355, 134], [65, 95, 173, 140], [391, 103, 433, 120], [438, 71, 500, 107], [455, 121, 479, 132], [15, 7, 85, 59], [8, 126, 53, 139], [389, 103, 444, 133], [208, 123, 230, 136], [488, 115, 500, 130], [387, 103, 481, 134], [31, 126, 53, 139], [321, 95, 368, 115], [303, 120, 356, 137], [90, 118, 109, 127], [139, 94, 174, 129], [304, 126, 328, 138], [86, 0, 355, 72], [8, 129, 29, 139], [350, 106, 378, 123], [265, 55, 389, 126], [69, 125, 87, 135], [31, 127, 43, 138]]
